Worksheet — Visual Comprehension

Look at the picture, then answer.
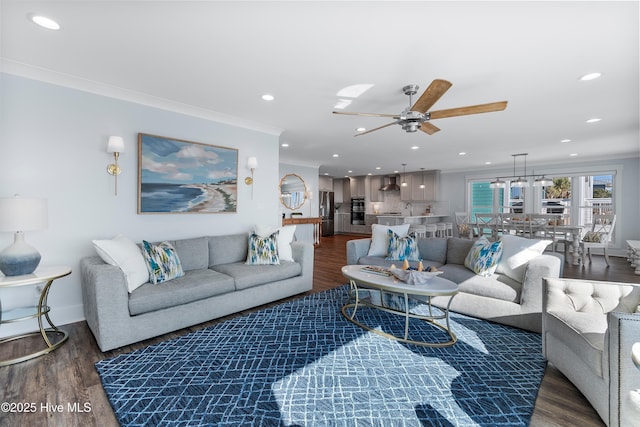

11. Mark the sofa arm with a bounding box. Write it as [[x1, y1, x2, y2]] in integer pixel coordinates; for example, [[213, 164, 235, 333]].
[[519, 254, 562, 311], [346, 238, 372, 265], [80, 256, 133, 346], [607, 311, 640, 426], [291, 241, 314, 277]]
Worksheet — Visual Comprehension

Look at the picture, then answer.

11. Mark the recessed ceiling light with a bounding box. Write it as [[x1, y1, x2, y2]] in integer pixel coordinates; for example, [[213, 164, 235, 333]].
[[367, 173, 372, 176], [569, 153, 578, 157], [332, 154, 339, 157], [579, 72, 602, 81], [411, 146, 419, 150], [281, 143, 289, 147], [585, 118, 601, 123], [560, 139, 572, 143], [348, 170, 353, 173], [375, 166, 381, 170], [458, 152, 467, 156], [261, 94, 275, 101], [30, 14, 60, 30], [324, 173, 329, 175], [485, 161, 492, 165], [356, 127, 366, 132]]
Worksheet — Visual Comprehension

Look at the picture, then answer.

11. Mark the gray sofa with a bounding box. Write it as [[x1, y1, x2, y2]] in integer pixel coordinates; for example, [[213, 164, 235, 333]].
[[80, 233, 314, 351], [346, 236, 563, 333], [543, 277, 640, 426]]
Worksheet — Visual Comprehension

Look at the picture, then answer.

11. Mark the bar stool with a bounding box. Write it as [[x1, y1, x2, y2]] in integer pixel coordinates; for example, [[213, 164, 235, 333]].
[[425, 224, 438, 238], [436, 223, 447, 238], [408, 224, 427, 238], [445, 222, 453, 237]]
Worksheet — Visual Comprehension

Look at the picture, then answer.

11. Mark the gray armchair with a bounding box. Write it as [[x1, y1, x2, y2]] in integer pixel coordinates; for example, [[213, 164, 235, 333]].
[[542, 277, 640, 426]]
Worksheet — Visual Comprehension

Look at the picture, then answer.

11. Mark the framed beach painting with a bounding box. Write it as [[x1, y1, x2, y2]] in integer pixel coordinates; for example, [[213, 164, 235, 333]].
[[138, 133, 238, 214]]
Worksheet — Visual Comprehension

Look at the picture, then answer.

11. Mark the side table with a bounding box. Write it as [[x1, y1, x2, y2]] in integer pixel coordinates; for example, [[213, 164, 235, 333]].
[[0, 266, 72, 366]]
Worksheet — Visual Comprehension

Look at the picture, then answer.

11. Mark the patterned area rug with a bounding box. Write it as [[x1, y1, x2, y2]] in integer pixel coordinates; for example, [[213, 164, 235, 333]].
[[96, 286, 546, 426]]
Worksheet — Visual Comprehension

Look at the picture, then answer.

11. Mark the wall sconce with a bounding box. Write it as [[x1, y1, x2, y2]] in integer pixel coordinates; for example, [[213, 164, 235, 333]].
[[0, 195, 48, 276], [107, 136, 125, 195], [244, 156, 257, 198]]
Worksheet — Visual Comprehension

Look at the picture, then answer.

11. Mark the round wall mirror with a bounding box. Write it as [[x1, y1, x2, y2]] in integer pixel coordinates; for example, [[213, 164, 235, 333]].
[[279, 173, 308, 210]]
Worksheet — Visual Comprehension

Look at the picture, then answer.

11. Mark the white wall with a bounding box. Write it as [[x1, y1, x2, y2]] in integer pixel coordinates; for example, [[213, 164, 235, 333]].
[[0, 74, 281, 337]]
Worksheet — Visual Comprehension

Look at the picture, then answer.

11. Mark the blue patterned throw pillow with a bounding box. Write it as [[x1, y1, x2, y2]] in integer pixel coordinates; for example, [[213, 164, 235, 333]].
[[246, 231, 280, 265], [141, 241, 184, 284], [464, 237, 503, 277], [385, 230, 421, 261]]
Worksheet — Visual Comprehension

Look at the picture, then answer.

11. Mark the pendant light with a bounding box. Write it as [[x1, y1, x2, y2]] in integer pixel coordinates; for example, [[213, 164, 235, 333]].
[[419, 168, 425, 189], [510, 153, 529, 188]]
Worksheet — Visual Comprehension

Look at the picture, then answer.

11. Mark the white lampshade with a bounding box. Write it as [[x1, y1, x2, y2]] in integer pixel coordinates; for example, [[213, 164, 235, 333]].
[[107, 136, 125, 153], [0, 196, 48, 232], [489, 179, 507, 189], [247, 156, 258, 170]]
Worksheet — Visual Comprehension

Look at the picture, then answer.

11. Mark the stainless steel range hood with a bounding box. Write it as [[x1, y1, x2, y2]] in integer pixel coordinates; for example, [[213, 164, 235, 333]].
[[380, 175, 400, 191]]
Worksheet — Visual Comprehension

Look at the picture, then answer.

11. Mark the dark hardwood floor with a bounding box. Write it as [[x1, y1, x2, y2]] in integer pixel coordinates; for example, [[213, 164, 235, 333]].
[[1, 234, 638, 426]]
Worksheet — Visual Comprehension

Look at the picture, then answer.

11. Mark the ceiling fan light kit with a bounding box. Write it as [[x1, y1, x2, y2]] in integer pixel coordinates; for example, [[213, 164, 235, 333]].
[[333, 79, 508, 137]]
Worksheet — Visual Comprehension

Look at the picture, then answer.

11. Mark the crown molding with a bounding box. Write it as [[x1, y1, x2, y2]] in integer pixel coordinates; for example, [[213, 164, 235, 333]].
[[1, 59, 283, 137]]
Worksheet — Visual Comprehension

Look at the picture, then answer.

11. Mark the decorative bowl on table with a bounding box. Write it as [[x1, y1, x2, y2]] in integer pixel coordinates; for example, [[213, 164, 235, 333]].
[[389, 268, 443, 285]]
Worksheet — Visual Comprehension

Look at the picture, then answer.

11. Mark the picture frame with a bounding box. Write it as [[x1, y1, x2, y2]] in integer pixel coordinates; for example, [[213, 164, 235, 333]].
[[138, 133, 238, 214]]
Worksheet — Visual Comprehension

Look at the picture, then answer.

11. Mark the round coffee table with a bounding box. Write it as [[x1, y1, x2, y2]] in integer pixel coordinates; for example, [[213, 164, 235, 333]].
[[341, 265, 458, 347]]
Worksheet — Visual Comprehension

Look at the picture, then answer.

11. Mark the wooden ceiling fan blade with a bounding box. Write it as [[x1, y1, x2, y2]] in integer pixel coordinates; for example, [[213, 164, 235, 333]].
[[410, 79, 453, 113], [420, 122, 440, 135], [429, 101, 508, 120], [333, 111, 399, 118], [354, 121, 398, 136]]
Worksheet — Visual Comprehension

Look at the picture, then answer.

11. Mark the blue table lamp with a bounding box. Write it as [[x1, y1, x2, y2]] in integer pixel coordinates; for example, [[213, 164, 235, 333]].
[[0, 195, 48, 276]]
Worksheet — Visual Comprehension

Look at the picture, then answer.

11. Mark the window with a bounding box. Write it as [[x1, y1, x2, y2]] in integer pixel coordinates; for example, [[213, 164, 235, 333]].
[[468, 170, 617, 240]]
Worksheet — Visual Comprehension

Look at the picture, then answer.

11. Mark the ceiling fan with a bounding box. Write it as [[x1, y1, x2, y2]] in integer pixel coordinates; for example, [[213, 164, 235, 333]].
[[332, 79, 507, 136]]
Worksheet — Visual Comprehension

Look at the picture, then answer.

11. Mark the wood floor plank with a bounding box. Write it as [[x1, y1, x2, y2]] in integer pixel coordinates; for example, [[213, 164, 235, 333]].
[[1, 233, 637, 426]]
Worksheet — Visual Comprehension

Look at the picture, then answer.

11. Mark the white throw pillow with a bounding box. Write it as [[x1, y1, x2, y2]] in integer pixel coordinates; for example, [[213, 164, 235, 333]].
[[496, 234, 552, 282], [368, 223, 411, 257], [254, 224, 296, 262], [92, 235, 149, 293]]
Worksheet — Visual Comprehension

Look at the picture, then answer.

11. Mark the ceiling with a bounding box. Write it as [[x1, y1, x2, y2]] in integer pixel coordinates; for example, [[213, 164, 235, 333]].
[[2, 1, 639, 178]]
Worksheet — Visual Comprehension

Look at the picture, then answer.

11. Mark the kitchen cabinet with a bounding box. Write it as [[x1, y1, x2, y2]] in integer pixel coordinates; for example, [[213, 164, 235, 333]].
[[350, 176, 366, 198], [343, 178, 351, 201], [333, 178, 344, 203], [368, 175, 384, 202], [335, 213, 350, 234], [401, 171, 439, 201], [318, 175, 333, 191]]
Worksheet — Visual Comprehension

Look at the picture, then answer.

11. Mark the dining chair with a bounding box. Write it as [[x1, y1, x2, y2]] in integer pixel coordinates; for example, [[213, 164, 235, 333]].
[[530, 213, 562, 250], [454, 212, 474, 238], [580, 214, 617, 266], [475, 213, 499, 240]]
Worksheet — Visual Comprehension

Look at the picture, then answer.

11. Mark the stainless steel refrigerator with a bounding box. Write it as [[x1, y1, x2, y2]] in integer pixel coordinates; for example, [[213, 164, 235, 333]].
[[319, 191, 334, 236]]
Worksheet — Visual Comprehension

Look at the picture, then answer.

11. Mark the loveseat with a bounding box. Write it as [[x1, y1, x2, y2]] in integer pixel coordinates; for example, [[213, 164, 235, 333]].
[[542, 277, 640, 426], [346, 228, 563, 333], [80, 233, 313, 351]]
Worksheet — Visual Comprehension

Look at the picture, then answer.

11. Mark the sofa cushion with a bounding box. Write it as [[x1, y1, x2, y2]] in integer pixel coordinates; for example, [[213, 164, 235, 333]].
[[128, 268, 235, 315], [170, 236, 209, 271], [496, 235, 551, 282], [92, 235, 149, 293], [464, 237, 503, 277], [417, 238, 448, 264], [212, 261, 302, 291], [445, 237, 475, 265], [142, 240, 185, 284], [439, 264, 521, 303], [209, 233, 249, 266], [368, 224, 410, 256], [545, 310, 608, 377], [385, 231, 420, 261], [255, 224, 296, 262]]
